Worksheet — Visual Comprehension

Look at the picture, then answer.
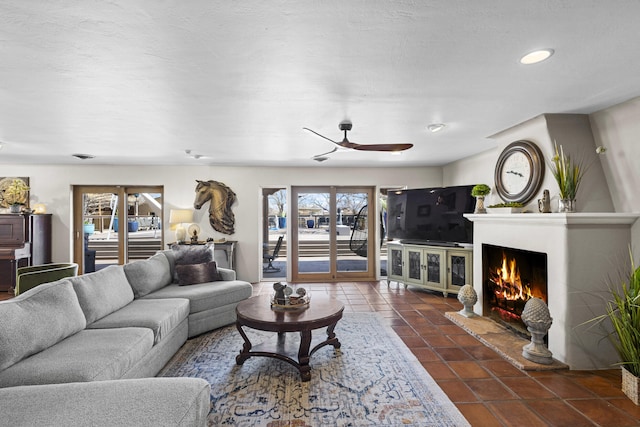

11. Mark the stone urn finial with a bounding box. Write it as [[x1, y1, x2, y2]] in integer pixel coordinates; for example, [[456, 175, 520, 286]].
[[521, 297, 553, 365], [457, 284, 477, 318]]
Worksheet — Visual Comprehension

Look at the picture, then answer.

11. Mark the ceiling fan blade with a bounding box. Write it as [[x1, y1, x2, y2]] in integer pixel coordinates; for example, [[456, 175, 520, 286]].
[[313, 146, 338, 159], [303, 127, 340, 145], [351, 143, 414, 152], [305, 123, 413, 153]]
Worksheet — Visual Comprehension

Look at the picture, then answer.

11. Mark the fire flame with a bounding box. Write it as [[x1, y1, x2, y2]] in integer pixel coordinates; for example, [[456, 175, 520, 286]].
[[494, 255, 533, 301], [486, 251, 546, 330]]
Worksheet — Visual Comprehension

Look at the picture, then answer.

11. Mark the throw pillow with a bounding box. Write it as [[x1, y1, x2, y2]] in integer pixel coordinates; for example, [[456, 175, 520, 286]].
[[169, 243, 215, 283], [175, 261, 222, 286]]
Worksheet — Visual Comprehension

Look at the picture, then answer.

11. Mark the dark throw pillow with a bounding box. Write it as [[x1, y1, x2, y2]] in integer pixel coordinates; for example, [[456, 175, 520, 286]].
[[175, 261, 222, 286], [170, 243, 215, 283]]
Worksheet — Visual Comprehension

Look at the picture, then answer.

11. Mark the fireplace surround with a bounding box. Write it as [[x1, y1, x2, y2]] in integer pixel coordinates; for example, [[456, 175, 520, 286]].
[[466, 212, 638, 370]]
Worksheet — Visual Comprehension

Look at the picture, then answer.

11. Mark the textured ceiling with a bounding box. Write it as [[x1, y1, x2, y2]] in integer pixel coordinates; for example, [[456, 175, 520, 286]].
[[1, 1, 640, 167]]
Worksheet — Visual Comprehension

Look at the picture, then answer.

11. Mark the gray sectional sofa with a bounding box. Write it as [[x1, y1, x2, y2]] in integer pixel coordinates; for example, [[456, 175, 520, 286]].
[[0, 246, 253, 427]]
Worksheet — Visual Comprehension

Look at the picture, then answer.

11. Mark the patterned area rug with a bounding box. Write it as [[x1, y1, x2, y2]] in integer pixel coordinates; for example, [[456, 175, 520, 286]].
[[159, 312, 469, 426]]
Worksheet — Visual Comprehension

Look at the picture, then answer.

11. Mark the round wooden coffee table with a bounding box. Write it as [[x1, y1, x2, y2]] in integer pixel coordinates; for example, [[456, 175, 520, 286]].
[[235, 294, 344, 381]]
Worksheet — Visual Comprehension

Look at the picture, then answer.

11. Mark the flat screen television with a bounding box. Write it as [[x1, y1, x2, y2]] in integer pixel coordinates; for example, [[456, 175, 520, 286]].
[[386, 185, 475, 246]]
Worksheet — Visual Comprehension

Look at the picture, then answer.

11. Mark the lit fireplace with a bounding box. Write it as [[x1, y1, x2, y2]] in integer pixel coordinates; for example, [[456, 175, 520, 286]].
[[482, 244, 548, 337]]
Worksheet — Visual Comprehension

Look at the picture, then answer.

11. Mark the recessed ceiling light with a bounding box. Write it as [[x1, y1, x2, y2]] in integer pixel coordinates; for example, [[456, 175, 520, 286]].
[[520, 49, 554, 65], [427, 123, 446, 133], [72, 153, 95, 160]]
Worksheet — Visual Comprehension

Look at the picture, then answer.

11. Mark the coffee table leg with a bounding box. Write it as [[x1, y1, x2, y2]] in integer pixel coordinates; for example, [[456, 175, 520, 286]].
[[235, 322, 252, 365], [298, 330, 312, 382], [326, 322, 341, 349]]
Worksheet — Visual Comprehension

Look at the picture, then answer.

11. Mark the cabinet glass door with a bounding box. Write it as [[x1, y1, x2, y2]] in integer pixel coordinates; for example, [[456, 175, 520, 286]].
[[448, 252, 469, 288], [406, 248, 423, 282], [389, 246, 403, 277], [425, 250, 444, 287]]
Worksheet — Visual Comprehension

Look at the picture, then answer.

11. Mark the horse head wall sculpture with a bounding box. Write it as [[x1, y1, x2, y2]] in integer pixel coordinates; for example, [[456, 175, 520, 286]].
[[194, 180, 237, 235]]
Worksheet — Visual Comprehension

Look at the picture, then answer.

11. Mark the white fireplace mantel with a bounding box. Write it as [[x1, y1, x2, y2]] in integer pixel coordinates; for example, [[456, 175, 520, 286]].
[[465, 212, 639, 370], [466, 212, 639, 226]]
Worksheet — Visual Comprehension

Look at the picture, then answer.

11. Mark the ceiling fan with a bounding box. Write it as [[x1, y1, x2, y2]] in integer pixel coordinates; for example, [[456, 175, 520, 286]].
[[304, 121, 413, 161]]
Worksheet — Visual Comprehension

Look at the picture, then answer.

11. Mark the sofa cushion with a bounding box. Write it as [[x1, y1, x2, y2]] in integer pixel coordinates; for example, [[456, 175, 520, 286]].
[[123, 252, 172, 298], [0, 328, 154, 387], [142, 280, 253, 314], [0, 378, 211, 427], [165, 244, 215, 283], [175, 261, 222, 286], [68, 265, 134, 324], [0, 279, 86, 372], [87, 298, 189, 344]]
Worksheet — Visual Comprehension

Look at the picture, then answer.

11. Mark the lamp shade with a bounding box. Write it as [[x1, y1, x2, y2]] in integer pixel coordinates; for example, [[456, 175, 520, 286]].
[[169, 209, 193, 227]]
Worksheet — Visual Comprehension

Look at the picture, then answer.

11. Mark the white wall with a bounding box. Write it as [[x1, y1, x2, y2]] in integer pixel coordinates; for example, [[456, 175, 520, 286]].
[[445, 103, 639, 262], [1, 164, 440, 283], [590, 96, 640, 256], [6, 98, 639, 283], [444, 113, 614, 213]]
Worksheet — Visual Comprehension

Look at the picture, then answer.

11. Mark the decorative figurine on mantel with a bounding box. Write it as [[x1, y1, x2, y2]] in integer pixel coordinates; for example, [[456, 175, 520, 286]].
[[538, 189, 551, 213], [457, 284, 478, 318]]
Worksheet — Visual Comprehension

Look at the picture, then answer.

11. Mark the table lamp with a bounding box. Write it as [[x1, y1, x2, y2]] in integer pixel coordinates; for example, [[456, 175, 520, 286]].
[[169, 209, 193, 243]]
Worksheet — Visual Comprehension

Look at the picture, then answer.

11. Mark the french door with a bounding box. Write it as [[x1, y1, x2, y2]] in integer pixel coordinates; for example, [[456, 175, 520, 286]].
[[72, 186, 163, 274], [291, 186, 375, 282]]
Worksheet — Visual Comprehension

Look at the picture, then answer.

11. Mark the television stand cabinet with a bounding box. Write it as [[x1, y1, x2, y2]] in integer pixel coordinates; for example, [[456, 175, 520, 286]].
[[387, 241, 472, 297]]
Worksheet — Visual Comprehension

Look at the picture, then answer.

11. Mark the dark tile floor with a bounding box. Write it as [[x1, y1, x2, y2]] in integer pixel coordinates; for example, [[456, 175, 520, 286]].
[[252, 281, 640, 427]]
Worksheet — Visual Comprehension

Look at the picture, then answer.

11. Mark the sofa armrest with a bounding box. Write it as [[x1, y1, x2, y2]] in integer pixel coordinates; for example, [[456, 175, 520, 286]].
[[0, 378, 211, 427], [217, 267, 236, 281]]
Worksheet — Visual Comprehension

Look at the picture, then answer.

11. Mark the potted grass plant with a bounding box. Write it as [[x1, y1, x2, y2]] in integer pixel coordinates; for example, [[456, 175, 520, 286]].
[[549, 142, 588, 212], [598, 251, 640, 405]]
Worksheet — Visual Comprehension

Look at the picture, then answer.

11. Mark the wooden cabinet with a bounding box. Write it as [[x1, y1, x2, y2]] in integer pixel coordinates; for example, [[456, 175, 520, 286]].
[[386, 242, 472, 297], [28, 214, 52, 265], [0, 213, 52, 292]]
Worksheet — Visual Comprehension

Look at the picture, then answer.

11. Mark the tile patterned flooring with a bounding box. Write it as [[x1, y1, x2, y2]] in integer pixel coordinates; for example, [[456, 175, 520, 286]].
[[3, 282, 639, 426], [252, 281, 640, 427]]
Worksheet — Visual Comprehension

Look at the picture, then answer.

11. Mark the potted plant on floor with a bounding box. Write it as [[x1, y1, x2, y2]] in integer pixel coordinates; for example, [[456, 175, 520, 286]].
[[471, 184, 491, 213], [597, 251, 640, 405]]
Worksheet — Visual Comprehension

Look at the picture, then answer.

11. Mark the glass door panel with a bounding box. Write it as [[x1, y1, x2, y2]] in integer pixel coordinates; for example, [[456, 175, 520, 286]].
[[337, 190, 369, 273], [292, 186, 375, 281], [295, 189, 331, 276], [262, 188, 287, 279], [125, 190, 163, 263], [82, 191, 118, 273], [74, 186, 163, 274]]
